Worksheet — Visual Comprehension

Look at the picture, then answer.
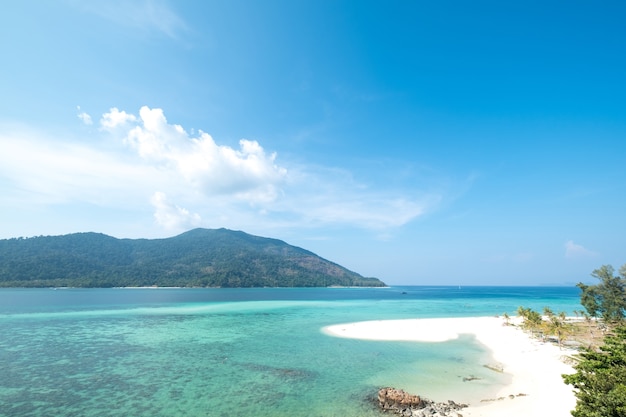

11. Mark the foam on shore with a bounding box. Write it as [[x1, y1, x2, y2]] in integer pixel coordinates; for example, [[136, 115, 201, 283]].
[[322, 316, 577, 417]]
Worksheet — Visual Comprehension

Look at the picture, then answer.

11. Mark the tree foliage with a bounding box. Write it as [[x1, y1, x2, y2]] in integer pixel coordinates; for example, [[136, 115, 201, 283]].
[[517, 306, 572, 348], [517, 306, 544, 338], [563, 326, 626, 417], [0, 228, 386, 288], [544, 309, 570, 349], [578, 264, 626, 323]]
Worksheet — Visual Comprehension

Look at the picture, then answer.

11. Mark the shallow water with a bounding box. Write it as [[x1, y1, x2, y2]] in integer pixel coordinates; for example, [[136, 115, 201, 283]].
[[0, 286, 581, 416]]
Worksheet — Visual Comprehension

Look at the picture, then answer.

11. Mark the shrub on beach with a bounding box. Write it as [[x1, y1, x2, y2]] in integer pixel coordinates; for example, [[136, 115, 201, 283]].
[[563, 326, 626, 417]]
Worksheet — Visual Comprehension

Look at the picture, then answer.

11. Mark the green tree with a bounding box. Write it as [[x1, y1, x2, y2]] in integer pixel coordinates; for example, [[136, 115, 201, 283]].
[[517, 306, 528, 317], [563, 326, 626, 417], [543, 310, 571, 349], [578, 283, 600, 318], [517, 306, 544, 339], [577, 264, 626, 323]]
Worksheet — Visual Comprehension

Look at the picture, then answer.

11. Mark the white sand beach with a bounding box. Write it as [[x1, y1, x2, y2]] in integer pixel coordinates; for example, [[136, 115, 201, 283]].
[[323, 316, 577, 417]]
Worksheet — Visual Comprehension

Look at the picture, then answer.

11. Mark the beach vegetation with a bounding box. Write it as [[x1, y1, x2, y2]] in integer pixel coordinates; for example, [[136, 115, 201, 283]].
[[581, 312, 597, 345], [563, 326, 626, 417], [517, 306, 573, 348], [577, 264, 626, 324], [543, 310, 572, 349], [517, 306, 544, 339]]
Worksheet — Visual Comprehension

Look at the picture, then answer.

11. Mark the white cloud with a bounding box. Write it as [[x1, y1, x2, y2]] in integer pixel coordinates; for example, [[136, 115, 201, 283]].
[[0, 106, 439, 237], [565, 240, 596, 259], [151, 191, 201, 231], [74, 0, 187, 39], [100, 107, 137, 129], [268, 163, 440, 230], [299, 195, 427, 229], [109, 106, 287, 203], [0, 127, 171, 207], [76, 106, 93, 125]]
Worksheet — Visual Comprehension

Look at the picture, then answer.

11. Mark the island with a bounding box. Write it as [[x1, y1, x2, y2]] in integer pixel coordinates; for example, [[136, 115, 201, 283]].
[[0, 228, 385, 288]]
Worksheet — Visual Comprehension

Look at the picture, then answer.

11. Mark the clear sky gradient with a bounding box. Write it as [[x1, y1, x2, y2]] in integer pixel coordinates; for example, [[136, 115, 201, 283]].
[[1, 1, 624, 285]]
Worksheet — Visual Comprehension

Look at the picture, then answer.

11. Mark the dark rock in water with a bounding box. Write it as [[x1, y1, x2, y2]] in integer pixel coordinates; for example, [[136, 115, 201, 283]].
[[378, 387, 424, 410], [377, 387, 467, 417]]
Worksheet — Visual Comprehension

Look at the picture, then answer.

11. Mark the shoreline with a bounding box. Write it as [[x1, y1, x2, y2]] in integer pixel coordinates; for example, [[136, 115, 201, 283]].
[[323, 316, 577, 417]]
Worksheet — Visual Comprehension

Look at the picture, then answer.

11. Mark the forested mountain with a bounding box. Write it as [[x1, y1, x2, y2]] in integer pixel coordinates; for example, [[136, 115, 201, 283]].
[[0, 228, 385, 288]]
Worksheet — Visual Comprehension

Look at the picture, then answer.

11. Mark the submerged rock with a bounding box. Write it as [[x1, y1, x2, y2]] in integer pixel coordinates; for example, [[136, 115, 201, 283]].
[[377, 387, 467, 417]]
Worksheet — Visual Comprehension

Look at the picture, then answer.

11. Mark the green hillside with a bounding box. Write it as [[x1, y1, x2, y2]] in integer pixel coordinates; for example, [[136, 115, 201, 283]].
[[0, 228, 385, 288]]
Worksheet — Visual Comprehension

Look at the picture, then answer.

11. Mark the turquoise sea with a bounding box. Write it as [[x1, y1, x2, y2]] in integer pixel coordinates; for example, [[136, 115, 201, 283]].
[[0, 286, 581, 417]]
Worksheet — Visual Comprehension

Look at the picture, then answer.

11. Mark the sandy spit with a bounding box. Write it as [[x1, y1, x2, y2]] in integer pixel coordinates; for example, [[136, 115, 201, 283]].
[[323, 316, 577, 417]]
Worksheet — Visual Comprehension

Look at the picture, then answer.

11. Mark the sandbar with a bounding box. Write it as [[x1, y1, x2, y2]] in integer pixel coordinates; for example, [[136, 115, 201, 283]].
[[323, 316, 577, 417]]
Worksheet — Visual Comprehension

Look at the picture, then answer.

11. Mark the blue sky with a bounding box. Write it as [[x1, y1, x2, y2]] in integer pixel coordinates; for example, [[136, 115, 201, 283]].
[[1, 0, 624, 285]]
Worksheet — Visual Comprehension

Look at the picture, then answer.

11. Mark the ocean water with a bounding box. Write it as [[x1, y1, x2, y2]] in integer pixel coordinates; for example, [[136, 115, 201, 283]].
[[0, 286, 581, 417]]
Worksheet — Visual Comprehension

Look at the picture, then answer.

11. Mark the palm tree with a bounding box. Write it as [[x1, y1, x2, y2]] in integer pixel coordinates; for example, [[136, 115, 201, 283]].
[[543, 311, 572, 349], [543, 306, 554, 318], [527, 309, 544, 340], [517, 306, 530, 332], [517, 306, 529, 318], [518, 306, 544, 339]]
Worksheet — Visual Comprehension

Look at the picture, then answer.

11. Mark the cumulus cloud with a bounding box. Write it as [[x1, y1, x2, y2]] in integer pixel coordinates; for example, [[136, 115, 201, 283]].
[[100, 107, 137, 129], [565, 240, 596, 259], [151, 191, 201, 231], [76, 106, 93, 125], [0, 106, 438, 237], [103, 106, 287, 203]]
